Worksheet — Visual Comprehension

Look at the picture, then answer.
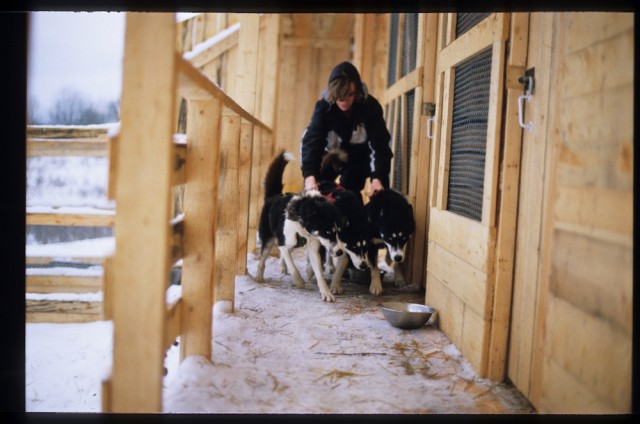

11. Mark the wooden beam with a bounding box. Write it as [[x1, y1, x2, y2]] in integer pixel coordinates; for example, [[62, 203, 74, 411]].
[[26, 275, 102, 294], [27, 139, 109, 157], [26, 211, 115, 227], [179, 97, 222, 360], [486, 12, 529, 382], [236, 121, 254, 275], [215, 114, 241, 307], [107, 13, 177, 413], [26, 299, 102, 323]]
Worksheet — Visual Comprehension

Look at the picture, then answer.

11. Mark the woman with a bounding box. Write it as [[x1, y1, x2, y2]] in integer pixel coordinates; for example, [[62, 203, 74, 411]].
[[300, 61, 392, 195]]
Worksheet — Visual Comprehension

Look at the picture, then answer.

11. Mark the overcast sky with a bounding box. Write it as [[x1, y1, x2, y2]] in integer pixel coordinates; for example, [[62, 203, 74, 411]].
[[27, 12, 126, 119]]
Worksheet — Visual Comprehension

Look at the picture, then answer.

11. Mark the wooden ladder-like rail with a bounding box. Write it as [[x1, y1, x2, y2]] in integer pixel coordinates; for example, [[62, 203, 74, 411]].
[[102, 13, 273, 412]]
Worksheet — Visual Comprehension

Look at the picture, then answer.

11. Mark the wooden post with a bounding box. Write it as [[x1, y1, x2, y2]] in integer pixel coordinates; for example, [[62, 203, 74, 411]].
[[105, 13, 176, 413], [486, 12, 529, 381], [180, 97, 222, 360], [214, 114, 241, 308], [236, 121, 254, 275]]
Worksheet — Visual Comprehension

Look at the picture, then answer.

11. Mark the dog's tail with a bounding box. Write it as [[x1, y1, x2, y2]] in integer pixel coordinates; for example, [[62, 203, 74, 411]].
[[318, 148, 348, 182], [263, 149, 294, 201]]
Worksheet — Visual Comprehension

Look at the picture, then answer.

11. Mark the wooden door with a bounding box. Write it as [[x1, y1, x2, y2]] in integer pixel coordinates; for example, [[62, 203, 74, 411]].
[[380, 13, 437, 286], [425, 13, 512, 377]]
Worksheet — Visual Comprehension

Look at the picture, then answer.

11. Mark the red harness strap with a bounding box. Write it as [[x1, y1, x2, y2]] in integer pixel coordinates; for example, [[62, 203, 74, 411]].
[[321, 184, 345, 203]]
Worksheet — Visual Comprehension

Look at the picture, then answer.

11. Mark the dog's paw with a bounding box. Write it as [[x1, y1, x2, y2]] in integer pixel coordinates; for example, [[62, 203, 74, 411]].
[[320, 289, 336, 302], [369, 280, 383, 296], [330, 281, 343, 295], [254, 274, 264, 284], [292, 275, 306, 289], [394, 275, 407, 287]]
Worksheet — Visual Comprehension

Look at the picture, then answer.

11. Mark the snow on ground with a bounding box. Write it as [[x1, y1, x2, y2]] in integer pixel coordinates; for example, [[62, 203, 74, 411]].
[[25, 247, 534, 414]]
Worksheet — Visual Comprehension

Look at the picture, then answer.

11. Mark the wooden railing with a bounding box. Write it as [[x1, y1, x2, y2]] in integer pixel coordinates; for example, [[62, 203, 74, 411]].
[[26, 124, 117, 323], [101, 13, 273, 413]]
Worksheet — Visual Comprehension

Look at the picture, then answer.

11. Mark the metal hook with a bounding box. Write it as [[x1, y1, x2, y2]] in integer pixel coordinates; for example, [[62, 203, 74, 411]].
[[518, 94, 533, 132], [426, 116, 435, 140]]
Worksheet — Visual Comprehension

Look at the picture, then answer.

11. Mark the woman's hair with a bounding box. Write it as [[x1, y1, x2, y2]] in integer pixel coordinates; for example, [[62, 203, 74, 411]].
[[326, 76, 361, 103]]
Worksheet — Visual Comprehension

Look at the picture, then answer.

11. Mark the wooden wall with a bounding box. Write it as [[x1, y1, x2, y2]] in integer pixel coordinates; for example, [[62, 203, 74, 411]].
[[519, 12, 634, 413], [275, 14, 355, 191]]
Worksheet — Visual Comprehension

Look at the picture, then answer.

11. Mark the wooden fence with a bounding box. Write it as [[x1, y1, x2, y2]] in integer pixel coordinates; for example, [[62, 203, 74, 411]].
[[26, 124, 116, 323], [101, 13, 273, 412]]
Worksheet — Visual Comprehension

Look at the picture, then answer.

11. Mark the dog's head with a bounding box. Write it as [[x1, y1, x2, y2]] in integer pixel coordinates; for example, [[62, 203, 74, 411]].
[[338, 218, 372, 270], [371, 193, 415, 263], [290, 191, 344, 257]]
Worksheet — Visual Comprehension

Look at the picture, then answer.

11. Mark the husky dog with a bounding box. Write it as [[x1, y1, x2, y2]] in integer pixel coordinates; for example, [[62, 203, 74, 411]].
[[365, 189, 416, 295], [254, 150, 344, 302], [314, 149, 373, 295]]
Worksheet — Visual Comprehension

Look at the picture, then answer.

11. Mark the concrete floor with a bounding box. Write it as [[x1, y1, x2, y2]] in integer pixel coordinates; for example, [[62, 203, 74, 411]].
[[164, 251, 536, 414]]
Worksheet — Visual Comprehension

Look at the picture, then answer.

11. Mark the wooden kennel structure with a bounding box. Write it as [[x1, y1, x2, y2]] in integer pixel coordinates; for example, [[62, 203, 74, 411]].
[[29, 11, 632, 413]]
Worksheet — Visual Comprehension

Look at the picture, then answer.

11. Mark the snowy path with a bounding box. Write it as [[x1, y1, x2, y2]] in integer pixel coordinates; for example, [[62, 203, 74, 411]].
[[163, 251, 534, 414], [26, 247, 534, 413]]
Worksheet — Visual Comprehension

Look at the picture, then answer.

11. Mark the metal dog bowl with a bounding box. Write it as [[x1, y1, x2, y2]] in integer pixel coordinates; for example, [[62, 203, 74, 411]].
[[381, 302, 435, 329]]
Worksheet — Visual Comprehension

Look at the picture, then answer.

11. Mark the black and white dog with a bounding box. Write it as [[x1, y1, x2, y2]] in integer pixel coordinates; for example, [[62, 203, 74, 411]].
[[366, 189, 416, 295], [315, 150, 373, 295], [254, 150, 344, 302]]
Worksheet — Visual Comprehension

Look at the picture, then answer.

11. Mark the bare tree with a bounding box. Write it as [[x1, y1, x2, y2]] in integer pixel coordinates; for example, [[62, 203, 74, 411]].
[[48, 88, 91, 124]]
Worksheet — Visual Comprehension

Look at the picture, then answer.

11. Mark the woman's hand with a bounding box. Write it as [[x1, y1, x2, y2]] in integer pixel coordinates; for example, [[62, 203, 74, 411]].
[[304, 175, 319, 192], [369, 178, 384, 196]]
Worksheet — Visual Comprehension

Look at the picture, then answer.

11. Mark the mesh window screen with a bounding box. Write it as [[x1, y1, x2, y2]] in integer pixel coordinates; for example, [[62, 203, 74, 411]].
[[400, 13, 418, 78], [446, 48, 492, 221], [455, 13, 491, 38], [387, 14, 399, 87]]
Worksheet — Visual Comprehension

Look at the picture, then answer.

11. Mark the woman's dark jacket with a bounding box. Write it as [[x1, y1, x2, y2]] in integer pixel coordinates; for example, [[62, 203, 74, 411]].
[[300, 62, 393, 191]]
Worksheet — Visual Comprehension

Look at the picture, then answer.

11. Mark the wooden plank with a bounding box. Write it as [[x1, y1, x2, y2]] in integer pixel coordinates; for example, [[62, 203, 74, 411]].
[[185, 22, 239, 69], [108, 132, 119, 200], [236, 121, 254, 275], [561, 30, 633, 100], [236, 15, 260, 115], [426, 240, 488, 319], [247, 128, 263, 254], [528, 13, 564, 408], [543, 294, 632, 412], [437, 13, 508, 73], [215, 114, 241, 307], [425, 272, 464, 345], [26, 126, 112, 139], [255, 14, 280, 129], [553, 186, 632, 246], [176, 54, 270, 131], [26, 139, 109, 157], [435, 68, 453, 210], [26, 211, 115, 227], [382, 67, 423, 105], [460, 304, 489, 377], [428, 207, 491, 273], [26, 275, 102, 294], [408, 13, 439, 288], [549, 228, 632, 335], [486, 12, 528, 382], [564, 12, 633, 55], [107, 13, 177, 413], [429, 70, 444, 208], [509, 12, 555, 400], [538, 354, 619, 414], [481, 39, 506, 227], [180, 97, 222, 360], [26, 299, 102, 323]]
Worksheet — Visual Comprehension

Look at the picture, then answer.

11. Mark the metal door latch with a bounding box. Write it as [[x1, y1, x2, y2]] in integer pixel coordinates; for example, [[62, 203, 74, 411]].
[[517, 68, 534, 132]]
